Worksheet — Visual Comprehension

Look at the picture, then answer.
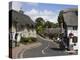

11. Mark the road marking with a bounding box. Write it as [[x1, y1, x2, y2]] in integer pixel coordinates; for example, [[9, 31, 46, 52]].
[[42, 50, 45, 54], [19, 48, 25, 58], [42, 45, 49, 54], [17, 43, 42, 58]]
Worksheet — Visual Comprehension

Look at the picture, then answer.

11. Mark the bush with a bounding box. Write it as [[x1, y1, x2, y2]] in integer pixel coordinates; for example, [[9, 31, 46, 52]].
[[20, 37, 37, 44]]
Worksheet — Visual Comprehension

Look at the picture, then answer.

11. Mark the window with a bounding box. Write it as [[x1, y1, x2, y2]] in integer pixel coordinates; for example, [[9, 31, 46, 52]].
[[75, 11, 78, 16], [73, 26, 77, 30], [72, 36, 78, 43]]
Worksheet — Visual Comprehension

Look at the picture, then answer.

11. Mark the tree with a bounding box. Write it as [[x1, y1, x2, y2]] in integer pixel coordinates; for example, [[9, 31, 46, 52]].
[[44, 21, 59, 28], [57, 10, 64, 27], [53, 23, 59, 28], [35, 17, 45, 33], [44, 21, 53, 28], [35, 17, 45, 25]]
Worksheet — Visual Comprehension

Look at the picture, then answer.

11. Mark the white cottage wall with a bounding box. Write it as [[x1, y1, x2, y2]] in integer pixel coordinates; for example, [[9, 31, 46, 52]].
[[67, 27, 78, 36], [22, 28, 37, 38]]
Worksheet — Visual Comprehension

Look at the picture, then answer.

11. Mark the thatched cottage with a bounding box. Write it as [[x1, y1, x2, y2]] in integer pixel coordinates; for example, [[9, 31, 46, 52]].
[[58, 8, 78, 50], [9, 10, 37, 47]]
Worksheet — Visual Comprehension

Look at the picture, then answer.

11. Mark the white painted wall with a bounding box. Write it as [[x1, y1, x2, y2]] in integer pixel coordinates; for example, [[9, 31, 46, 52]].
[[16, 32, 21, 42], [67, 27, 78, 36], [67, 27, 78, 50], [22, 28, 37, 38], [12, 25, 16, 32], [11, 25, 37, 42], [22, 28, 29, 37], [10, 32, 16, 41], [69, 37, 78, 50]]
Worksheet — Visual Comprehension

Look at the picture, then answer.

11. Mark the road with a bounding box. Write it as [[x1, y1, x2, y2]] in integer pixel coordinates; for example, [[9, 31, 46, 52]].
[[20, 35, 73, 58]]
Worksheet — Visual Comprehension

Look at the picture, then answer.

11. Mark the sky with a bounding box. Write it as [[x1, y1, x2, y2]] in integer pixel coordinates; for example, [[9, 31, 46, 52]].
[[9, 1, 78, 23]]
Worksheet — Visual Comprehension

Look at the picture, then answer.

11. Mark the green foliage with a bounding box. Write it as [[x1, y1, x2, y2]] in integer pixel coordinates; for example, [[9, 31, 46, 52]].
[[35, 17, 45, 33], [44, 21, 59, 28], [44, 21, 52, 28], [20, 37, 37, 44], [35, 17, 59, 35], [58, 11, 64, 27], [35, 17, 45, 24]]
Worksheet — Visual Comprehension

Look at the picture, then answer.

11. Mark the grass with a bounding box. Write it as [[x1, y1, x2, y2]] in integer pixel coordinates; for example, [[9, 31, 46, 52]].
[[20, 37, 37, 45]]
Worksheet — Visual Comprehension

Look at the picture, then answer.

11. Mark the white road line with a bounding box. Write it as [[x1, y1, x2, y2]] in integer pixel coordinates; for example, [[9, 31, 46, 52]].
[[17, 43, 42, 58], [42, 50, 45, 54], [19, 48, 25, 58], [42, 45, 49, 54]]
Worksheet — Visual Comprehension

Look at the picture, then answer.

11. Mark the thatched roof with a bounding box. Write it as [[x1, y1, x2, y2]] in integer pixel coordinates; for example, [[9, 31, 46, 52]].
[[63, 8, 78, 13], [9, 10, 35, 27], [62, 8, 78, 26]]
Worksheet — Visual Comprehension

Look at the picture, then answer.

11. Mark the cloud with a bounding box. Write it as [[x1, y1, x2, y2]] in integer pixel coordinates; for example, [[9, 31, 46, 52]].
[[40, 10, 54, 16], [9, 1, 22, 11], [9, 2, 58, 23], [25, 9, 38, 16], [24, 9, 58, 23], [26, 2, 39, 6]]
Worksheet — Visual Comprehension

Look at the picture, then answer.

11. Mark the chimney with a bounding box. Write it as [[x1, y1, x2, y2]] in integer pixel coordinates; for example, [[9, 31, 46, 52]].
[[19, 8, 24, 14]]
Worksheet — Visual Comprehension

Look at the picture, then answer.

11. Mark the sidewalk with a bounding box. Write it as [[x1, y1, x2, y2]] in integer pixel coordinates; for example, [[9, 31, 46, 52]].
[[12, 42, 42, 59]]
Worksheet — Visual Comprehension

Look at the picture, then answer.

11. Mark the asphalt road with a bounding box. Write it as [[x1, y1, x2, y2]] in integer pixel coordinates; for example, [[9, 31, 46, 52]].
[[22, 35, 74, 58]]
